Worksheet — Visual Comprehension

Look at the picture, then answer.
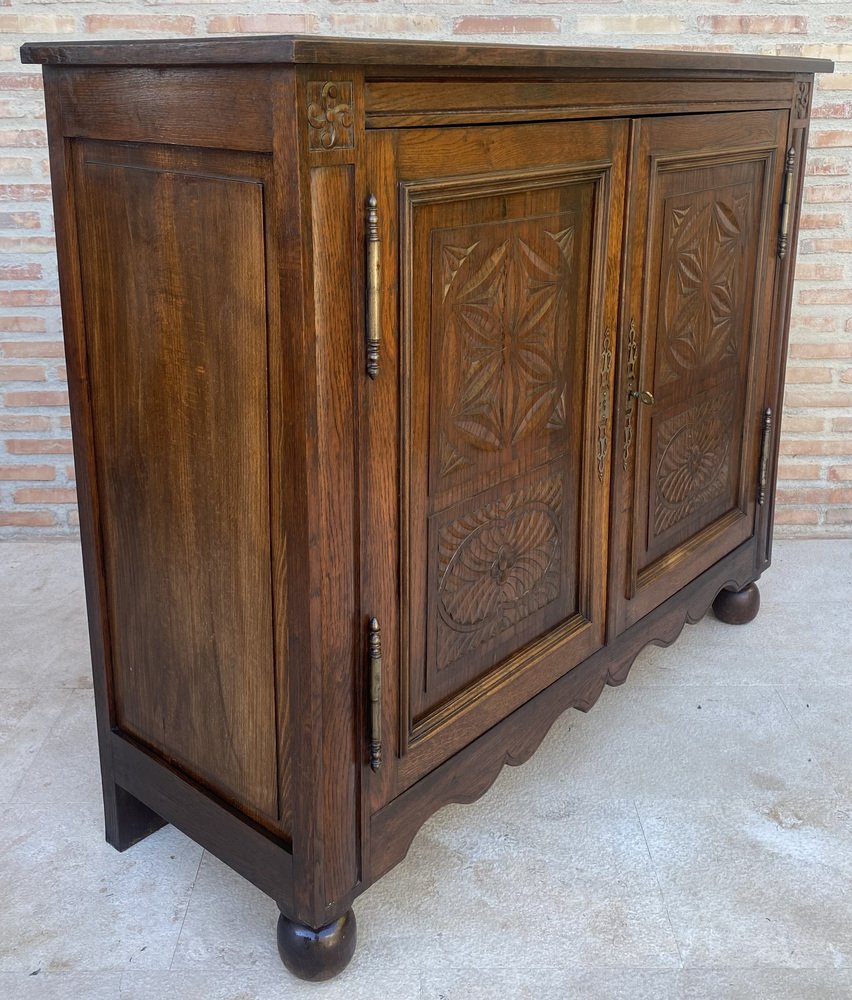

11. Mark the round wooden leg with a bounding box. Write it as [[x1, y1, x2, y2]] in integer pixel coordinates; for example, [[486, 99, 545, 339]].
[[277, 908, 356, 981], [712, 582, 760, 625]]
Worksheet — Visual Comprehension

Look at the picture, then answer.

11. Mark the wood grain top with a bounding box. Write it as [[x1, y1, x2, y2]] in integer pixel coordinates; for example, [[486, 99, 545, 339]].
[[20, 34, 834, 75]]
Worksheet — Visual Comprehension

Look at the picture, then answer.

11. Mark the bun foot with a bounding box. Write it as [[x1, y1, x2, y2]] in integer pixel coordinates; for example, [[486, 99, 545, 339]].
[[712, 582, 760, 625], [277, 908, 356, 981]]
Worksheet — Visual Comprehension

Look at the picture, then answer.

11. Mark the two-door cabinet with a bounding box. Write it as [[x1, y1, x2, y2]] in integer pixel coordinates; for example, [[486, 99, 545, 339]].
[[20, 35, 832, 980]]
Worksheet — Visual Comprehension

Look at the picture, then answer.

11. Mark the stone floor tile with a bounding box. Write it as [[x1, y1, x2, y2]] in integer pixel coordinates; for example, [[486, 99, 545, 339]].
[[757, 539, 852, 607], [777, 686, 852, 801], [420, 967, 681, 1000], [0, 687, 72, 804], [637, 796, 852, 968], [11, 688, 102, 809], [0, 803, 202, 974], [0, 598, 91, 690], [0, 971, 122, 1000], [0, 542, 86, 608], [531, 682, 832, 802], [168, 853, 280, 971], [120, 967, 420, 1000], [355, 793, 681, 971], [678, 967, 852, 999]]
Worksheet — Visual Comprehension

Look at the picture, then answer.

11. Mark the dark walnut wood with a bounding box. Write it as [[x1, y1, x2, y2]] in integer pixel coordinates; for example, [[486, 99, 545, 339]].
[[23, 34, 830, 981], [277, 909, 357, 982], [713, 582, 762, 625]]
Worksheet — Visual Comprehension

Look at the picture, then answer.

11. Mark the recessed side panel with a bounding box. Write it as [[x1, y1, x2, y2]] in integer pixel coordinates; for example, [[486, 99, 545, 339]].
[[74, 140, 282, 830]]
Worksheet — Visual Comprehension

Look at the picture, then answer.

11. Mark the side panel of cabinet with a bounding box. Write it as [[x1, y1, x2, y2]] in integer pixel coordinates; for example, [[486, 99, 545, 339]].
[[72, 139, 288, 833], [612, 110, 788, 633], [365, 120, 627, 806]]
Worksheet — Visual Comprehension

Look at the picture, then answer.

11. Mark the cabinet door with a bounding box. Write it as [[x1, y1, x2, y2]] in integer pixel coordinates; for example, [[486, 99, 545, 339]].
[[612, 110, 788, 633], [364, 120, 627, 804]]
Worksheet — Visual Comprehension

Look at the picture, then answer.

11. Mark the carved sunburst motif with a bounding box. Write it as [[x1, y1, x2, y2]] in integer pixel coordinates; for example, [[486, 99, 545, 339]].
[[661, 187, 752, 382], [654, 392, 734, 536], [437, 476, 562, 669]]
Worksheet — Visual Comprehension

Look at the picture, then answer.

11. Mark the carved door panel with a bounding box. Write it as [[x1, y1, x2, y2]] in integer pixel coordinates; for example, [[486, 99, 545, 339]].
[[364, 120, 627, 805], [612, 110, 788, 633]]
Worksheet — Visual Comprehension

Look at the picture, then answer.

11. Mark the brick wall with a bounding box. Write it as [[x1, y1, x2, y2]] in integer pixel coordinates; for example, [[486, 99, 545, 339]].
[[1, 4, 850, 537]]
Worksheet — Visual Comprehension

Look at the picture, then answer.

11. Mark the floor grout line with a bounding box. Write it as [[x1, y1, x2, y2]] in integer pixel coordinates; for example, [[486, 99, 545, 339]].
[[167, 848, 206, 973], [633, 798, 684, 969]]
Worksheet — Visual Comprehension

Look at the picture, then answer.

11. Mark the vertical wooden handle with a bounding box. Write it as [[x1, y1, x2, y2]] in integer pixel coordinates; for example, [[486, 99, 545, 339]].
[[366, 195, 381, 379]]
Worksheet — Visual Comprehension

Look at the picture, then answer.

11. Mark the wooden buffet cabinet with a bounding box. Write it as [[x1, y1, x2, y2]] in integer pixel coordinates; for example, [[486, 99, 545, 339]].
[[21, 35, 832, 980]]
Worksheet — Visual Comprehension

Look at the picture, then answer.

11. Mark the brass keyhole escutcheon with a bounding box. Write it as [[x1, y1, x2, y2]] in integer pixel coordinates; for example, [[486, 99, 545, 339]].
[[629, 389, 655, 406]]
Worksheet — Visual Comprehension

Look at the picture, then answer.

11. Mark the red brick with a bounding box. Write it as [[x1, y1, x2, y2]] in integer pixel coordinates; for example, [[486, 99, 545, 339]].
[[326, 14, 440, 33], [825, 507, 852, 525], [776, 487, 852, 505], [800, 239, 852, 253], [0, 212, 40, 230], [84, 15, 196, 34], [207, 14, 320, 34], [789, 342, 852, 359], [0, 74, 43, 91], [0, 365, 45, 382], [6, 439, 73, 455], [811, 131, 852, 148], [829, 466, 852, 482], [785, 367, 832, 384], [0, 317, 46, 333], [779, 414, 826, 433], [789, 314, 837, 333], [58, 415, 71, 430], [813, 102, 852, 120], [777, 463, 822, 480], [13, 487, 77, 504], [798, 211, 844, 229], [0, 415, 49, 431], [65, 464, 75, 481], [833, 416, 852, 433], [0, 237, 56, 252], [0, 465, 54, 481], [0, 264, 41, 281], [0, 131, 47, 149], [698, 15, 806, 34], [780, 439, 852, 456], [0, 340, 62, 358], [0, 511, 56, 527], [68, 509, 79, 527], [453, 16, 561, 34], [0, 185, 52, 202], [841, 370, 852, 384], [826, 16, 852, 32], [798, 288, 852, 305], [794, 263, 843, 281], [805, 158, 849, 177], [0, 14, 75, 32], [804, 184, 852, 204], [786, 389, 852, 408], [4, 390, 68, 407], [0, 291, 60, 306], [774, 507, 820, 525]]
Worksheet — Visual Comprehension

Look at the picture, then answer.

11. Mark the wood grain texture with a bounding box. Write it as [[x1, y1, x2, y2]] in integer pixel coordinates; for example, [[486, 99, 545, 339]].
[[73, 139, 281, 829], [33, 42, 823, 971], [611, 109, 787, 635], [21, 35, 833, 75]]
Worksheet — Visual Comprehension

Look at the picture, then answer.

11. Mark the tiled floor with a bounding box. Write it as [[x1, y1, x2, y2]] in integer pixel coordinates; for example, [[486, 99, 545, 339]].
[[1, 540, 851, 1000]]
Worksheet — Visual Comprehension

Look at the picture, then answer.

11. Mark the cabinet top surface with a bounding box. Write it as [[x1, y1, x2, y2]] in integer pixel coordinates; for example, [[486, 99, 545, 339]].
[[21, 33, 833, 75]]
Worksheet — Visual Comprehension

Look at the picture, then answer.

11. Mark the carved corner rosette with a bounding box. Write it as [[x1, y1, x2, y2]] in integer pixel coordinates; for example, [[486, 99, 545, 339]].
[[307, 80, 355, 151]]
